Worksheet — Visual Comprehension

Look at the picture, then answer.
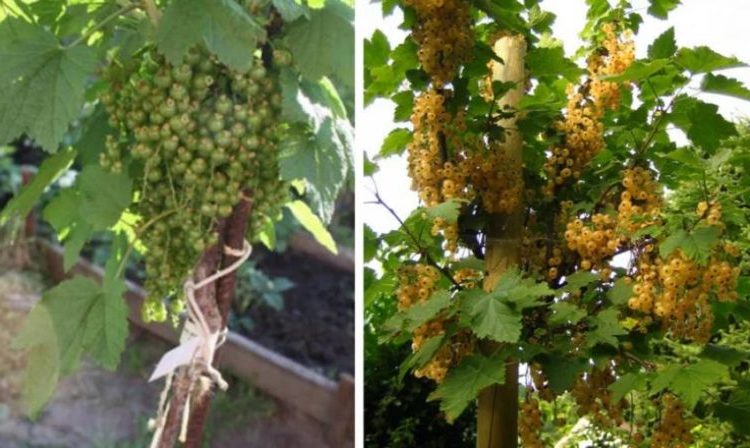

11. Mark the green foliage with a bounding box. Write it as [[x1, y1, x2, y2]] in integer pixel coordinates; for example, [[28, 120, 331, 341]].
[[285, 199, 337, 253], [285, 0, 354, 88], [157, 0, 265, 72], [701, 73, 750, 101], [0, 147, 75, 225], [279, 70, 353, 223], [429, 354, 507, 421], [14, 238, 129, 415], [650, 359, 730, 409], [647, 27, 676, 59], [365, 340, 476, 447], [43, 165, 132, 270], [647, 0, 681, 19], [230, 262, 293, 331], [0, 18, 97, 151]]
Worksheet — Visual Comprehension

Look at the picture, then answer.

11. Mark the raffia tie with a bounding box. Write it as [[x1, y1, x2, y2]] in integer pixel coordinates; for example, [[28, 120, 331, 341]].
[[149, 240, 252, 447]]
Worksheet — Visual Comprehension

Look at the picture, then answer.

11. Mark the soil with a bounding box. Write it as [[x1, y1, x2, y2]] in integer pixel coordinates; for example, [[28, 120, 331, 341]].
[[240, 247, 355, 378]]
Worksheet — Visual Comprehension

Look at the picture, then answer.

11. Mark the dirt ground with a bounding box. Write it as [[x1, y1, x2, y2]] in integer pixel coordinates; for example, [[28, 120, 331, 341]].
[[0, 247, 330, 447], [242, 248, 355, 378]]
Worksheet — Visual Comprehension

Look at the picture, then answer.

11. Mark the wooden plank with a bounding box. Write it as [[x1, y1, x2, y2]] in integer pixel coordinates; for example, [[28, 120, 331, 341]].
[[326, 374, 355, 448], [36, 240, 341, 425]]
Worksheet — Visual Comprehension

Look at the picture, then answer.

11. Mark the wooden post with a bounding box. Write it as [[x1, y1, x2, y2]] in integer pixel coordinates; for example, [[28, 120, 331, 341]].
[[476, 34, 526, 448]]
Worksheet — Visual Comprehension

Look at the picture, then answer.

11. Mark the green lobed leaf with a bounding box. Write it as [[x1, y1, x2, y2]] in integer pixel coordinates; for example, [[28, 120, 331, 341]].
[[42, 166, 132, 269], [256, 217, 277, 250], [272, 0, 309, 22], [365, 272, 397, 308], [363, 225, 378, 262], [602, 59, 669, 82], [526, 46, 582, 81], [364, 152, 378, 176], [650, 359, 730, 409], [608, 278, 634, 305], [460, 289, 522, 343], [365, 30, 391, 68], [542, 355, 587, 394], [561, 270, 599, 293], [281, 69, 349, 129], [660, 226, 721, 263], [285, 200, 337, 254], [701, 73, 750, 101], [0, 19, 97, 151], [15, 267, 130, 415], [675, 46, 746, 74], [156, 0, 265, 72], [399, 334, 445, 381], [387, 290, 452, 334], [492, 267, 554, 309], [609, 372, 651, 402], [701, 344, 750, 367], [586, 309, 626, 347], [380, 128, 411, 157], [424, 199, 464, 224], [285, 0, 353, 88], [75, 104, 115, 166], [429, 354, 507, 421], [77, 165, 133, 229], [0, 147, 75, 225], [685, 101, 737, 151], [279, 123, 349, 224], [664, 147, 705, 169], [715, 386, 750, 436], [648, 27, 677, 59], [549, 302, 586, 326], [647, 0, 680, 19], [14, 305, 59, 417]]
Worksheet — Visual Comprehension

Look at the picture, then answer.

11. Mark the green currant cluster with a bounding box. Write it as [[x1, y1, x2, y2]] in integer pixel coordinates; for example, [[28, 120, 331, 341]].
[[100, 47, 287, 322]]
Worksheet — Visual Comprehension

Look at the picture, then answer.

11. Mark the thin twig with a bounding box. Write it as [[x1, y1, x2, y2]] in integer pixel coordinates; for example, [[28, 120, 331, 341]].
[[142, 0, 161, 26], [63, 3, 138, 49], [370, 183, 463, 289]]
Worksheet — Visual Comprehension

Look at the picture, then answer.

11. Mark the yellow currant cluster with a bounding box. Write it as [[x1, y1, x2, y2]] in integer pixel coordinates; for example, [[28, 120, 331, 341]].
[[651, 394, 693, 448], [453, 268, 482, 288], [628, 249, 740, 342], [396, 264, 474, 382], [565, 214, 620, 271], [408, 89, 450, 206], [519, 396, 544, 448], [618, 167, 662, 234], [408, 91, 471, 252], [544, 23, 634, 195], [588, 22, 635, 110], [697, 200, 723, 227], [543, 87, 604, 195], [571, 366, 625, 427], [564, 167, 661, 278], [466, 146, 523, 214], [545, 246, 565, 281], [416, 330, 475, 383], [404, 0, 473, 87]]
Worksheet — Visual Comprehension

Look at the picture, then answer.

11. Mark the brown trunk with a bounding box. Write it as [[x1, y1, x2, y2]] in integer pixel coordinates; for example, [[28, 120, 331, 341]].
[[157, 245, 222, 448], [216, 192, 252, 325], [476, 34, 526, 448], [164, 196, 253, 446]]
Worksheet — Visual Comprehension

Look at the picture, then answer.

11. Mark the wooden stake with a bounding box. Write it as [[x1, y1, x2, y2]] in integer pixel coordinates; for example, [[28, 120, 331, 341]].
[[476, 34, 527, 448]]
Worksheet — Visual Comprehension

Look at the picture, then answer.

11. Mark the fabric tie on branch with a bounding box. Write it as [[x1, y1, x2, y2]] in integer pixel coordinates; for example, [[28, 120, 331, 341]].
[[148, 240, 253, 447]]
